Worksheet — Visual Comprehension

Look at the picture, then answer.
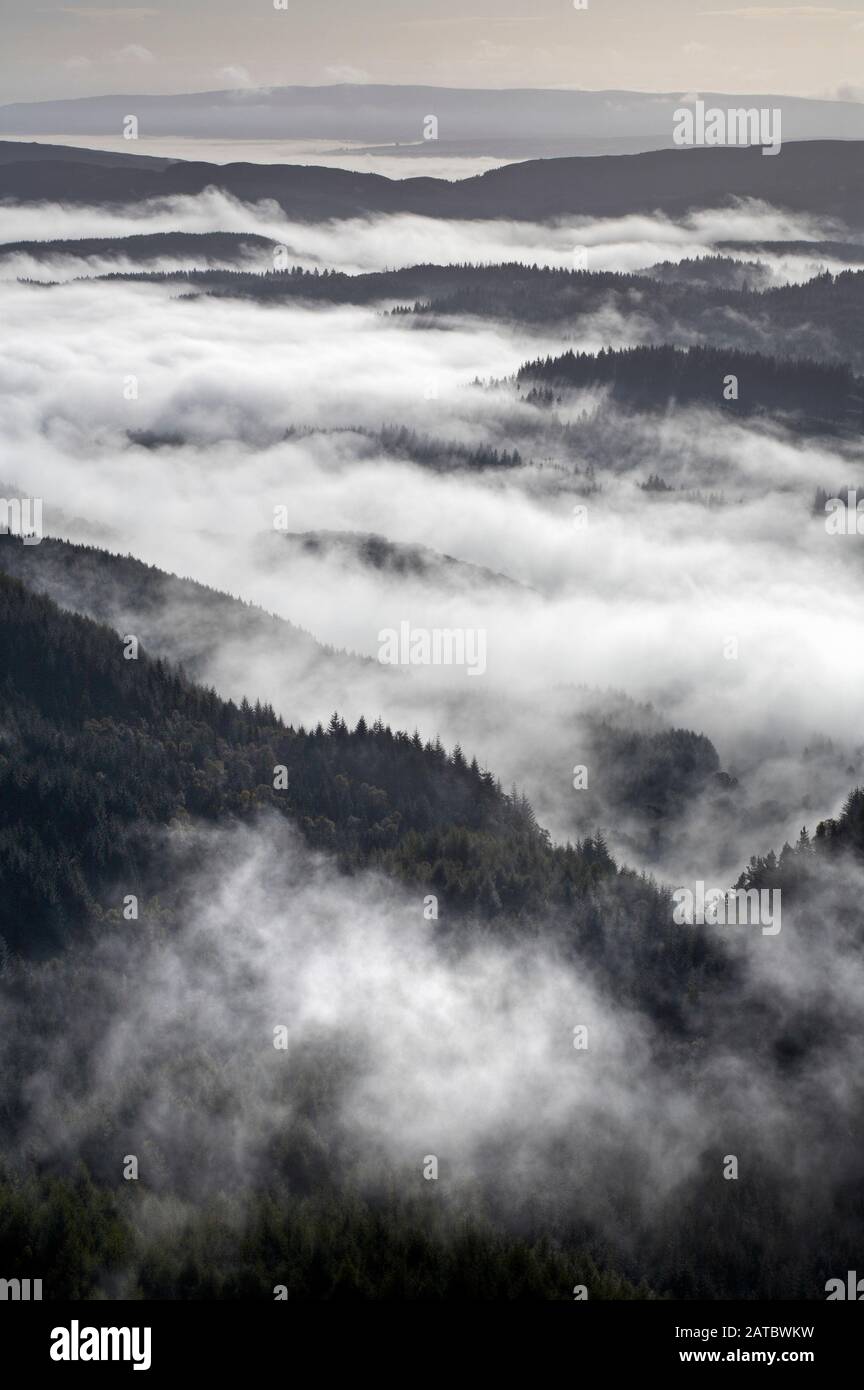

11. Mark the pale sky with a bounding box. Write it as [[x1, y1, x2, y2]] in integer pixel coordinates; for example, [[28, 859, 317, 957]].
[[1, 0, 863, 105]]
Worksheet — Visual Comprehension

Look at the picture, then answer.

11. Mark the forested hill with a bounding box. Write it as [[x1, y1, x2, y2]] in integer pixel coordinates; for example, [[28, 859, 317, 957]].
[[0, 534, 733, 864], [0, 570, 579, 957], [279, 528, 528, 590], [736, 786, 864, 896], [0, 230, 275, 266], [83, 263, 864, 369], [2, 576, 862, 1299], [410, 266, 864, 362], [0, 567, 734, 1029], [2, 139, 864, 226], [516, 344, 864, 435], [89, 258, 863, 318], [0, 533, 355, 679]]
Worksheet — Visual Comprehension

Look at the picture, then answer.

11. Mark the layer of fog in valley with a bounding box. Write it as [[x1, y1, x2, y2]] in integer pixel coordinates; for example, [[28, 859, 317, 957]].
[[3, 170, 864, 1300], [0, 194, 856, 283], [1, 246, 863, 885]]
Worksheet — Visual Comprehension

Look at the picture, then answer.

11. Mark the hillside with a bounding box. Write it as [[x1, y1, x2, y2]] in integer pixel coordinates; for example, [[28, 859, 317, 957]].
[[517, 343, 864, 436], [1, 139, 863, 227]]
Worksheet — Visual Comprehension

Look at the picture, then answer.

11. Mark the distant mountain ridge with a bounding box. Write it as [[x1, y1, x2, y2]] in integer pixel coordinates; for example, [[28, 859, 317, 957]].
[[3, 84, 864, 153]]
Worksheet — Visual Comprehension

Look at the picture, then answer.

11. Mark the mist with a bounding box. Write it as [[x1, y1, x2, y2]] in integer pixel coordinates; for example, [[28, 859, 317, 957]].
[[0, 193, 847, 281], [2, 810, 861, 1298], [1, 260, 862, 883]]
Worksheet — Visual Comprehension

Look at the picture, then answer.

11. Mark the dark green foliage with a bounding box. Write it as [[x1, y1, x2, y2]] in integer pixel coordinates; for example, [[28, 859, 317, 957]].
[[0, 571, 536, 955], [280, 422, 521, 472], [0, 1168, 133, 1300], [0, 1172, 653, 1301], [2, 567, 860, 1302], [517, 343, 864, 435], [0, 567, 732, 1020], [82, 259, 864, 366], [375, 423, 521, 472], [739, 785, 864, 892]]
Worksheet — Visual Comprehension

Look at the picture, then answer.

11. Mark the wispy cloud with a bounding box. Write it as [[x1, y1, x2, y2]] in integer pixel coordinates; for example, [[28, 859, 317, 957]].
[[323, 65, 371, 84], [114, 43, 155, 64], [700, 5, 864, 16], [217, 65, 253, 89], [52, 5, 160, 17]]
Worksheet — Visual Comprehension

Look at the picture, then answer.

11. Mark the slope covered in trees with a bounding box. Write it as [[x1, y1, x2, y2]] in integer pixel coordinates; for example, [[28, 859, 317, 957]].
[[0, 533, 354, 684], [0, 570, 543, 954], [0, 565, 735, 1023], [0, 229, 275, 267], [4, 139, 864, 226], [516, 343, 863, 435], [82, 260, 864, 369], [736, 786, 864, 896], [0, 534, 735, 866], [279, 528, 528, 591], [0, 1171, 654, 1300], [2, 565, 864, 1300]]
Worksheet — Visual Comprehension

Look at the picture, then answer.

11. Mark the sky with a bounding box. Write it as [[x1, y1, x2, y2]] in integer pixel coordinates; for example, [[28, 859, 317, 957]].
[[2, 0, 864, 106]]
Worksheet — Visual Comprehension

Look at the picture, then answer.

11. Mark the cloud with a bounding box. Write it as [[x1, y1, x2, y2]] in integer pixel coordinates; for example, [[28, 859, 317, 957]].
[[1, 804, 862, 1297], [323, 64, 371, 84], [1, 216, 862, 885], [0, 191, 836, 279], [699, 4, 864, 16], [53, 5, 160, 17], [114, 42, 155, 63], [217, 65, 253, 90], [0, 137, 862, 1300]]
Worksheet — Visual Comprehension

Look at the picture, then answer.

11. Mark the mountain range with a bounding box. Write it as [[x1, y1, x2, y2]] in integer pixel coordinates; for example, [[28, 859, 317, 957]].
[[3, 83, 864, 157], [3, 136, 864, 228]]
